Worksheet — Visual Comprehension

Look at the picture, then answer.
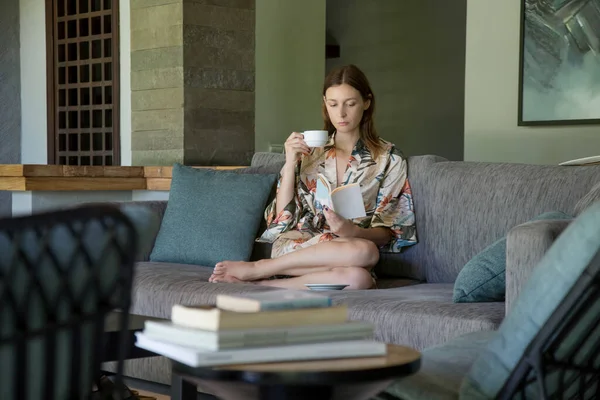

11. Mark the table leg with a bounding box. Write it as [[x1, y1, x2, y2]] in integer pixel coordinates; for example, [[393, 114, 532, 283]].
[[259, 385, 334, 400], [171, 372, 198, 400]]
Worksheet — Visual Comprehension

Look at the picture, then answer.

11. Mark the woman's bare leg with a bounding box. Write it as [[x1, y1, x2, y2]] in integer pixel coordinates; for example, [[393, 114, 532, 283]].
[[209, 238, 379, 282], [214, 266, 375, 290]]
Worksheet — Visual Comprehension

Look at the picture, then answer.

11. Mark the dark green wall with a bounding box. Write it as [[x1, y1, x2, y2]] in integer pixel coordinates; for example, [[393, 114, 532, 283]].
[[326, 0, 466, 161]]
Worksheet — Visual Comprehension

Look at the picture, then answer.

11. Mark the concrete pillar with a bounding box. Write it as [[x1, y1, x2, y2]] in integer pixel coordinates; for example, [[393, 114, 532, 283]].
[[130, 0, 255, 166]]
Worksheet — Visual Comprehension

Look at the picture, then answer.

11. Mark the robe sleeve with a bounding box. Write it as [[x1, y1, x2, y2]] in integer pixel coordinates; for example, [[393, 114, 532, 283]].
[[256, 165, 304, 243], [370, 149, 417, 252]]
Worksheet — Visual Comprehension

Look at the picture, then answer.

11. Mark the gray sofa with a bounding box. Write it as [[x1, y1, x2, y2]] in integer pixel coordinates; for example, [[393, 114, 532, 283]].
[[114, 152, 600, 389]]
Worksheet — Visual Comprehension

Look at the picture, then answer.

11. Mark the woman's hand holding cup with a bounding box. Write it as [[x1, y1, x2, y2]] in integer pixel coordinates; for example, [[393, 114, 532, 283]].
[[284, 132, 310, 165], [302, 130, 329, 147]]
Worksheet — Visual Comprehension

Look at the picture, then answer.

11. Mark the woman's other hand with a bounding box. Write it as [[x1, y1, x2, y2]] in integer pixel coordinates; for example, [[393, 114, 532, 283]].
[[323, 206, 357, 237], [284, 132, 310, 166]]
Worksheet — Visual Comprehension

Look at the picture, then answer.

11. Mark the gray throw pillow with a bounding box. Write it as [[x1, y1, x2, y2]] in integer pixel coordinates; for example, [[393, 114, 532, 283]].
[[453, 211, 572, 303], [149, 164, 277, 267], [574, 181, 600, 216]]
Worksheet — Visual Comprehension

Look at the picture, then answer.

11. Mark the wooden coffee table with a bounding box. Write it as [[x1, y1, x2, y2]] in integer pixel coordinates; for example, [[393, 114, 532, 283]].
[[170, 344, 420, 400]]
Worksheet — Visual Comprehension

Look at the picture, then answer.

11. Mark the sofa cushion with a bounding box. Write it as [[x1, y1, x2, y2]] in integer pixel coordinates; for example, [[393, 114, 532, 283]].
[[149, 164, 277, 268], [327, 284, 504, 351], [122, 263, 504, 385], [119, 261, 289, 385], [373, 330, 495, 400], [453, 211, 572, 303], [574, 181, 600, 216], [130, 264, 477, 352], [131, 262, 281, 318], [460, 202, 600, 398]]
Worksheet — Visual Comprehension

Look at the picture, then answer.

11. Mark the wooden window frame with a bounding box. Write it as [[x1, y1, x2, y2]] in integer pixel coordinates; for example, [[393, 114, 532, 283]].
[[45, 0, 121, 166]]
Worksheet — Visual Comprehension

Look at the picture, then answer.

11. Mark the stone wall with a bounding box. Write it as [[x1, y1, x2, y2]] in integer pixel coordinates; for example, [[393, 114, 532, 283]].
[[130, 1, 185, 166], [130, 0, 255, 166], [0, 0, 21, 216]]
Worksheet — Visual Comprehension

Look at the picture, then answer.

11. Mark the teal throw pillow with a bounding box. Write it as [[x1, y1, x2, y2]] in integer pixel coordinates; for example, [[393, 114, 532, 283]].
[[453, 211, 572, 303], [149, 164, 277, 267], [460, 201, 600, 398]]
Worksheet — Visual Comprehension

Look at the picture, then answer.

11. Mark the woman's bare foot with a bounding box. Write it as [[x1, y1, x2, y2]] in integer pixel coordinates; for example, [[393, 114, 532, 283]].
[[208, 267, 224, 282], [213, 260, 264, 281], [211, 274, 251, 284]]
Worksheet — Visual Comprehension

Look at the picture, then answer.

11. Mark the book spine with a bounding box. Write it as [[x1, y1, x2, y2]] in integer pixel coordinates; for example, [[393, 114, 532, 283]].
[[260, 297, 332, 311]]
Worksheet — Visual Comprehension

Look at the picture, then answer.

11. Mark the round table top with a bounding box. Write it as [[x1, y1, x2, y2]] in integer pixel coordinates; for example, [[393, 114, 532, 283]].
[[173, 344, 421, 385]]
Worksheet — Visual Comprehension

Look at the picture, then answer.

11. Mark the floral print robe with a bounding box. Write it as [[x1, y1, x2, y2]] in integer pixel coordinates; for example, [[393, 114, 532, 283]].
[[257, 134, 417, 259]]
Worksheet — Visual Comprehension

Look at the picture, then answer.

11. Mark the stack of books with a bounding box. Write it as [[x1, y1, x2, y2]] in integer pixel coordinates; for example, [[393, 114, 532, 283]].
[[134, 289, 386, 367]]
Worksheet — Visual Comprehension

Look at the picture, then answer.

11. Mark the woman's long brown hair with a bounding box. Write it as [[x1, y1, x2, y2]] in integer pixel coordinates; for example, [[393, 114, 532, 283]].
[[322, 64, 385, 159]]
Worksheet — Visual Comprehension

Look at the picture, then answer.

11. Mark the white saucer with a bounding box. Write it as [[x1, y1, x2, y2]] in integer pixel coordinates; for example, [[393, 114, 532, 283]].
[[305, 284, 349, 291]]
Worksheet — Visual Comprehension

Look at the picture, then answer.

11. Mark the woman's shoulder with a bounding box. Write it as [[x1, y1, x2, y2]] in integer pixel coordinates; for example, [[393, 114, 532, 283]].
[[377, 137, 407, 161]]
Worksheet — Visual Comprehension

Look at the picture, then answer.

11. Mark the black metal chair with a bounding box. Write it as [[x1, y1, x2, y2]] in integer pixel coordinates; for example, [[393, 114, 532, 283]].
[[498, 247, 600, 399], [0, 205, 139, 400]]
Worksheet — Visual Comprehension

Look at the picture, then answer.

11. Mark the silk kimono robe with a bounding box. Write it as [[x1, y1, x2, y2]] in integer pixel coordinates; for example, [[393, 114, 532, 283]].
[[257, 134, 417, 260]]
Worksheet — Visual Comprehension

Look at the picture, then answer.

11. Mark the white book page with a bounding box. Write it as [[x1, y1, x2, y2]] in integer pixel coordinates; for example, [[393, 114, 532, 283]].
[[135, 332, 386, 367], [331, 184, 366, 219]]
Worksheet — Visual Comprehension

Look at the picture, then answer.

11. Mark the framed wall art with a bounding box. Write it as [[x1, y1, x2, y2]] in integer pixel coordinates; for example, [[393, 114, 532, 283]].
[[518, 0, 600, 125]]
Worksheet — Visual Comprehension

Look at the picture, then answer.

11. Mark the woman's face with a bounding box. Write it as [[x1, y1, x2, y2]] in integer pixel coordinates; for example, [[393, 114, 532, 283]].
[[324, 83, 370, 135]]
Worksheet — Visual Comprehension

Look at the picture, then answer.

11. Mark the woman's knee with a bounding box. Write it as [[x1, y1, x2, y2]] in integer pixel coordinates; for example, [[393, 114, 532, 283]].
[[344, 239, 380, 268], [332, 266, 374, 290]]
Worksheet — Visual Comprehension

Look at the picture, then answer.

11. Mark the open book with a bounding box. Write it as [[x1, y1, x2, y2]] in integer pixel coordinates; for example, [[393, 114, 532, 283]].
[[315, 173, 366, 219]]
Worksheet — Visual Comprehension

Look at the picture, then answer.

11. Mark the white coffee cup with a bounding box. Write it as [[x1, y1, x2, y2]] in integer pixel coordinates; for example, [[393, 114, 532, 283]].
[[303, 130, 329, 147]]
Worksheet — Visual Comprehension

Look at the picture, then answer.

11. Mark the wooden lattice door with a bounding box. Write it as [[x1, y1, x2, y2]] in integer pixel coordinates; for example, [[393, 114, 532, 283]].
[[46, 0, 120, 166]]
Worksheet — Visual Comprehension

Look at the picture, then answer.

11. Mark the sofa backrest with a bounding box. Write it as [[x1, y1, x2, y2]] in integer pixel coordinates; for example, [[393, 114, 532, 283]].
[[251, 152, 286, 167], [250, 152, 446, 280], [252, 153, 600, 284], [406, 160, 600, 283], [140, 153, 600, 284]]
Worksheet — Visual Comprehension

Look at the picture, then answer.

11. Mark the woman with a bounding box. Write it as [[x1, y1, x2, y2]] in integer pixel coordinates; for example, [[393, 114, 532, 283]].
[[209, 64, 417, 290]]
